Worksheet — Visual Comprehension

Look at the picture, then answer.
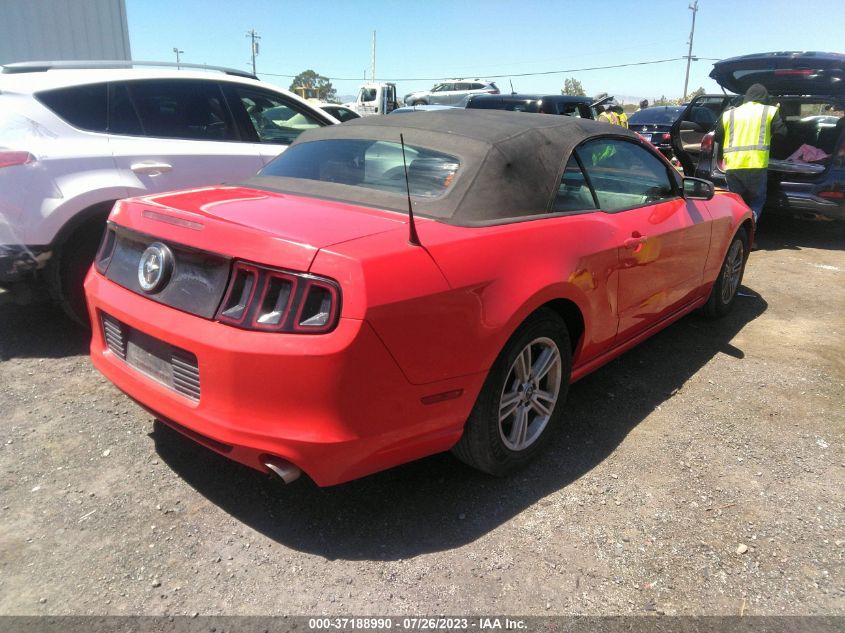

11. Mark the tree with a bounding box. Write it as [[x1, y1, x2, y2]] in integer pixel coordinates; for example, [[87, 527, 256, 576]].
[[685, 86, 705, 102], [653, 95, 675, 106], [289, 70, 336, 102], [562, 77, 586, 97]]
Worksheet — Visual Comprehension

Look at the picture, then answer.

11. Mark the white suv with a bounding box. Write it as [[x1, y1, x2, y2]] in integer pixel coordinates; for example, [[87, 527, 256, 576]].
[[0, 61, 337, 322], [403, 79, 499, 106]]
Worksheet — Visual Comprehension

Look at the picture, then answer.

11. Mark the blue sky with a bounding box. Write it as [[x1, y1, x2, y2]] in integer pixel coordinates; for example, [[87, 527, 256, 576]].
[[127, 0, 841, 103]]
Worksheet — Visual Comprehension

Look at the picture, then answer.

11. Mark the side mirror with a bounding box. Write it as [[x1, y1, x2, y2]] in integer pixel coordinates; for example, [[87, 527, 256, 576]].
[[682, 177, 714, 200]]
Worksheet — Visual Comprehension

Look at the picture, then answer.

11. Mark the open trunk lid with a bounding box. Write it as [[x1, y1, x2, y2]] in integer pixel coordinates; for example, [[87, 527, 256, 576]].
[[710, 52, 845, 97]]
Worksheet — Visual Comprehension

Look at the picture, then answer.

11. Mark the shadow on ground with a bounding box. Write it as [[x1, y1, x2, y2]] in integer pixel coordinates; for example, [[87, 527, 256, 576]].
[[152, 287, 768, 561], [756, 214, 845, 252], [0, 302, 88, 361]]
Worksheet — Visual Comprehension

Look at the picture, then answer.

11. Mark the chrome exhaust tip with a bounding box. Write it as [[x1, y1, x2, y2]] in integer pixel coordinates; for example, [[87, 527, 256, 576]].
[[264, 457, 302, 484]]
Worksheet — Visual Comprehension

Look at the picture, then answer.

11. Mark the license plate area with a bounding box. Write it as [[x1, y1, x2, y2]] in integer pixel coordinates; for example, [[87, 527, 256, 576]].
[[102, 313, 201, 402], [126, 329, 174, 386]]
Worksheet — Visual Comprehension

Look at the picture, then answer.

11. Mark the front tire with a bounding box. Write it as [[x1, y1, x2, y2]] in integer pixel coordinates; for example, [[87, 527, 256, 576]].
[[452, 308, 571, 476], [704, 228, 747, 319]]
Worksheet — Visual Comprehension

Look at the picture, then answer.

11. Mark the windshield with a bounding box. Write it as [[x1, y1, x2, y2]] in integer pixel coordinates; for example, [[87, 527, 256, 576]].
[[628, 107, 685, 125], [258, 139, 460, 198]]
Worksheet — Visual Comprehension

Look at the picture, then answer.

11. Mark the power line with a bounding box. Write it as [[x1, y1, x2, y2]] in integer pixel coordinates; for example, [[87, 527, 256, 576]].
[[258, 56, 689, 83]]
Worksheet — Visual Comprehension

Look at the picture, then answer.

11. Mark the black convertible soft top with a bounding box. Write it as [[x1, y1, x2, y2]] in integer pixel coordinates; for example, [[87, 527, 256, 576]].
[[243, 109, 640, 225]]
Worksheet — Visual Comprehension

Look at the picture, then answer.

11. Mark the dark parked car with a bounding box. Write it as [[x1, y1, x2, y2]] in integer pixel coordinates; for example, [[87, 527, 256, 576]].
[[319, 104, 361, 122], [672, 51, 845, 221], [628, 106, 693, 158], [465, 94, 595, 118]]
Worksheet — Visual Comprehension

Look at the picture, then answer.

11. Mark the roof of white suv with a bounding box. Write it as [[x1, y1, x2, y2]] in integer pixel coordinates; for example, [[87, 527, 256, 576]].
[[0, 61, 280, 96]]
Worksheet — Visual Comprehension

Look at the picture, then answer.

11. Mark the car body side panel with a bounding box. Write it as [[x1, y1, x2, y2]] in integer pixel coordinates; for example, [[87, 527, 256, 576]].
[[701, 190, 753, 278], [109, 134, 266, 197], [614, 197, 712, 340], [324, 214, 622, 385]]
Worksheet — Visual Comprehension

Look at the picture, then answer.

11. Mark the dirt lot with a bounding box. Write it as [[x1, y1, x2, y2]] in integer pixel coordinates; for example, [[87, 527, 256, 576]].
[[0, 216, 842, 617]]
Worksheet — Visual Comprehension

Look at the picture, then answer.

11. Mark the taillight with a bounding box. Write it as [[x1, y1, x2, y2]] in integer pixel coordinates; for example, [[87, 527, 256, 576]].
[[774, 68, 814, 76], [661, 133, 671, 142], [0, 150, 34, 169], [217, 263, 260, 325], [700, 131, 714, 154], [94, 225, 117, 274], [818, 190, 844, 200], [216, 261, 340, 334]]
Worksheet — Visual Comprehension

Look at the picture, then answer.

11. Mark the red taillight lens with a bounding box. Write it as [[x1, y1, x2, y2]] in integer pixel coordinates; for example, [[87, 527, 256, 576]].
[[0, 151, 34, 169], [217, 263, 260, 325], [818, 190, 844, 200], [661, 133, 671, 142], [253, 271, 297, 329], [700, 131, 714, 154], [216, 261, 340, 334], [293, 280, 340, 333]]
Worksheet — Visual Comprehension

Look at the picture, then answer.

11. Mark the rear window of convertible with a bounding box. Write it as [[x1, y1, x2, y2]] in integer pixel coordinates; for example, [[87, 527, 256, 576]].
[[258, 139, 460, 198]]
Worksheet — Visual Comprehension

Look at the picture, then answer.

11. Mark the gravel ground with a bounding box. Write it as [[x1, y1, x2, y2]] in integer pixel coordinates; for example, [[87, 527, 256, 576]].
[[0, 215, 843, 617]]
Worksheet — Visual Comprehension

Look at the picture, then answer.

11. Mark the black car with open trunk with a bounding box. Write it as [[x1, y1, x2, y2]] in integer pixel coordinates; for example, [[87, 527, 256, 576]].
[[671, 51, 845, 221]]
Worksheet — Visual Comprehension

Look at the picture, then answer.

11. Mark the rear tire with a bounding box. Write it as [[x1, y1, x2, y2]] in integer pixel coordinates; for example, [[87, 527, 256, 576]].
[[48, 216, 109, 326], [452, 308, 571, 476], [412, 100, 427, 106], [704, 228, 747, 319]]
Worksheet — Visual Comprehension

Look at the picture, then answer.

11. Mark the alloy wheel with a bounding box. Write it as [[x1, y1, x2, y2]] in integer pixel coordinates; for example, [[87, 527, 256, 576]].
[[721, 240, 745, 304], [498, 337, 562, 452]]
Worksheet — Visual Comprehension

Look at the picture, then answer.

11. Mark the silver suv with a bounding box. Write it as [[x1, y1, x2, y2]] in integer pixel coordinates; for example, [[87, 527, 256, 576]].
[[403, 79, 499, 106], [0, 60, 336, 322]]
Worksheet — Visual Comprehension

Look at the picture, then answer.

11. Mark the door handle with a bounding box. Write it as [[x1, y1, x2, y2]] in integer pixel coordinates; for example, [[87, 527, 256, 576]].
[[130, 161, 173, 175], [623, 231, 646, 249]]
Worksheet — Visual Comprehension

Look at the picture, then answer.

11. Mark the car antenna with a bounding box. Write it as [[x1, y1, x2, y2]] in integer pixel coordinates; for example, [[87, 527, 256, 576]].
[[509, 79, 515, 95], [399, 133, 422, 247]]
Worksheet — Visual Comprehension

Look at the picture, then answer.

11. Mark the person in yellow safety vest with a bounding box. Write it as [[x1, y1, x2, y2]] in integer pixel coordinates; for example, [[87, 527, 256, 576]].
[[637, 99, 649, 112], [714, 83, 786, 224], [612, 105, 629, 128], [596, 105, 619, 126]]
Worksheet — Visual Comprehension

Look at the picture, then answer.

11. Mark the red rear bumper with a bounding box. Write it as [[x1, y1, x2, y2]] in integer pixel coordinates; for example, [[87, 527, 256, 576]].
[[85, 272, 482, 486]]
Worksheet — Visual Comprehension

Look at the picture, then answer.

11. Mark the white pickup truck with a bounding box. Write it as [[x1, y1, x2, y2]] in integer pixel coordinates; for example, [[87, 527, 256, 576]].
[[343, 82, 399, 116]]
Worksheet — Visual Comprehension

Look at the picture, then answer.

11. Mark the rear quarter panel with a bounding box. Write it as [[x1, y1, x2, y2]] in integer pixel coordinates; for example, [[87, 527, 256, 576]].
[[315, 213, 623, 385]]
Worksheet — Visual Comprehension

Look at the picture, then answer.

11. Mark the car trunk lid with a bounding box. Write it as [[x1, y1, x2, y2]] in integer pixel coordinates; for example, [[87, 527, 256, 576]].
[[113, 185, 409, 272], [710, 52, 845, 97]]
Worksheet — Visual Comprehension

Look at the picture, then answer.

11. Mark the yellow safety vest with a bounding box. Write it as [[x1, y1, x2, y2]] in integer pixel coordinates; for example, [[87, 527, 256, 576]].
[[722, 102, 777, 170], [598, 111, 619, 125], [618, 112, 629, 128]]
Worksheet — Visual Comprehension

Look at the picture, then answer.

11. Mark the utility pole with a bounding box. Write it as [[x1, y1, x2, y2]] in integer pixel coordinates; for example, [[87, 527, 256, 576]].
[[172, 47, 184, 69], [246, 29, 261, 75], [683, 0, 699, 100], [370, 30, 376, 82]]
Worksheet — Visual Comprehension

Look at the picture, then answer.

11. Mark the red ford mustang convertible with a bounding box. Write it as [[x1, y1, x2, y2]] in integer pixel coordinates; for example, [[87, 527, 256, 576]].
[[85, 110, 752, 486]]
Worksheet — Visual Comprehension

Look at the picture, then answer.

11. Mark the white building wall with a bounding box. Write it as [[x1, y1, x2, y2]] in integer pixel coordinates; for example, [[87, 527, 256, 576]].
[[0, 0, 131, 65]]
